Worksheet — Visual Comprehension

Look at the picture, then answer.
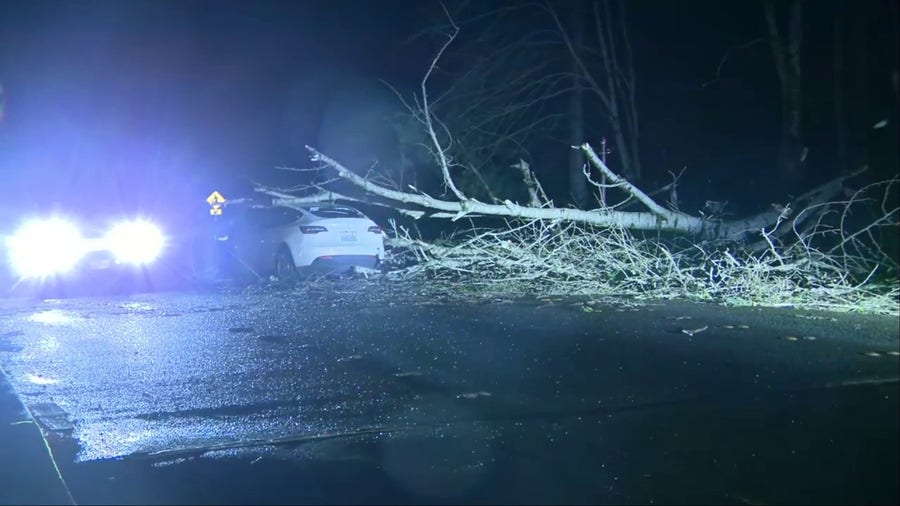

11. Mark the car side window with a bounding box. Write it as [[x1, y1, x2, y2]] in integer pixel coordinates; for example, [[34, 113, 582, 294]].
[[229, 207, 300, 231], [244, 209, 272, 229], [267, 208, 301, 228]]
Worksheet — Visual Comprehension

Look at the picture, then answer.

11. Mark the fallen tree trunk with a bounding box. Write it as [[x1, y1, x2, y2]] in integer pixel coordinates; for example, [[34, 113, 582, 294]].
[[267, 143, 865, 245]]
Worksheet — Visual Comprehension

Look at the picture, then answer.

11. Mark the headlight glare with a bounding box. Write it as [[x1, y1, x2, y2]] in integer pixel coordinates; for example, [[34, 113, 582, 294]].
[[106, 220, 165, 265], [7, 219, 85, 278]]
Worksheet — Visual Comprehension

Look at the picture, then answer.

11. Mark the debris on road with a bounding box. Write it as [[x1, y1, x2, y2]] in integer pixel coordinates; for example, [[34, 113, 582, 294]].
[[681, 325, 709, 337]]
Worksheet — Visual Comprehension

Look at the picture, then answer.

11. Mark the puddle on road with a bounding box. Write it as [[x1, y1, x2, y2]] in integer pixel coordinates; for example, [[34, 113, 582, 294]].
[[27, 309, 83, 326], [119, 302, 157, 312], [25, 373, 59, 385]]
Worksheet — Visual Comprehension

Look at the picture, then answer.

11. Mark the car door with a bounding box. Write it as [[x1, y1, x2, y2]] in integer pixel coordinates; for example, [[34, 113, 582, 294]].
[[258, 207, 303, 271], [229, 207, 302, 274], [228, 207, 274, 273]]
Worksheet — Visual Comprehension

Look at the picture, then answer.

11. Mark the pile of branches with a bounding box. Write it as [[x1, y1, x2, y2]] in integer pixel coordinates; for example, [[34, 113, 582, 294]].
[[228, 185, 900, 315], [379, 177, 898, 314]]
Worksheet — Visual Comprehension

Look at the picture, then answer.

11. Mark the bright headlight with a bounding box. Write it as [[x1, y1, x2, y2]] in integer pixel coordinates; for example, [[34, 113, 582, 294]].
[[7, 219, 85, 278], [106, 220, 165, 265]]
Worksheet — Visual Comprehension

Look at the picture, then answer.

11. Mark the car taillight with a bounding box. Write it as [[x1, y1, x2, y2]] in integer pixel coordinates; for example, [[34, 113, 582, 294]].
[[299, 226, 328, 234], [368, 226, 382, 234]]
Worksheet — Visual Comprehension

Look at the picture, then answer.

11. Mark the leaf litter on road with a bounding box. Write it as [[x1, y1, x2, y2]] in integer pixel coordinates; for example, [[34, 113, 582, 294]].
[[457, 391, 492, 399], [393, 371, 424, 378]]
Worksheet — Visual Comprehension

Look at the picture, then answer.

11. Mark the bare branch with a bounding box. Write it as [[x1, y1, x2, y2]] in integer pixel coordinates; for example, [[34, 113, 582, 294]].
[[580, 143, 673, 217], [546, 2, 612, 109], [701, 37, 766, 88], [423, 5, 467, 201]]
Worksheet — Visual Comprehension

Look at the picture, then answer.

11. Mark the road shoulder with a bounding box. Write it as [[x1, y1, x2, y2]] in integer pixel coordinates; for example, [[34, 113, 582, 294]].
[[0, 368, 74, 505]]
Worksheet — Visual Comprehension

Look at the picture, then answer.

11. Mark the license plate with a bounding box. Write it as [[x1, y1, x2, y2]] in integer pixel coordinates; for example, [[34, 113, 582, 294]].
[[341, 231, 357, 242]]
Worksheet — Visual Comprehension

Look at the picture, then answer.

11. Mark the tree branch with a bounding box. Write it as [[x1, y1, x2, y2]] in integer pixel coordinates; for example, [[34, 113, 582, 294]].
[[423, 5, 467, 201]]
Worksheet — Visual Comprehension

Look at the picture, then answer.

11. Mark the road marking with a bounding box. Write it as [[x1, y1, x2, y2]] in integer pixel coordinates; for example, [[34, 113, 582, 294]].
[[0, 365, 77, 505]]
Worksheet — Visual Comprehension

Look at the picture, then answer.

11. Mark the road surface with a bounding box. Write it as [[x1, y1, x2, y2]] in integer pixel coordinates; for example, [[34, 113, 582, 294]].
[[1, 283, 898, 504]]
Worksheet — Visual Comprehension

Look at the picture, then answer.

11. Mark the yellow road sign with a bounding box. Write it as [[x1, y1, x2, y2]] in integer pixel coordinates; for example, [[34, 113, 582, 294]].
[[206, 191, 226, 206], [210, 205, 223, 216]]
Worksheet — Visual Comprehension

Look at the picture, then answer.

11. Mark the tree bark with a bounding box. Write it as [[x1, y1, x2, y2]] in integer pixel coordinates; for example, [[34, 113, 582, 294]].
[[890, 0, 900, 102], [569, 0, 589, 208], [592, 0, 635, 180], [612, 0, 641, 182], [833, 0, 848, 173], [850, 2, 869, 168], [764, 0, 804, 185]]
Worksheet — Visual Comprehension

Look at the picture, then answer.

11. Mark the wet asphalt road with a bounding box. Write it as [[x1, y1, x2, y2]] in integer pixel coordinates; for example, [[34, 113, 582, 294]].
[[0, 284, 898, 505]]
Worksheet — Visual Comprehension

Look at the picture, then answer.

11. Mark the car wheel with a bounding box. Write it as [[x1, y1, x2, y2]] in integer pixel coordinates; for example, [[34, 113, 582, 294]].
[[274, 245, 297, 280]]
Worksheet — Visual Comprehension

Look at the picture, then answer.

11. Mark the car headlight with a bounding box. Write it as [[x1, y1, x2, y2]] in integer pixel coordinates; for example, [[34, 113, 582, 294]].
[[105, 220, 165, 265], [7, 218, 86, 278]]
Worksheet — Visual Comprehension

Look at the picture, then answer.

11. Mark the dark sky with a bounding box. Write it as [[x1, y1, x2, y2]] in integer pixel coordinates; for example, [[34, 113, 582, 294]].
[[0, 0, 428, 215], [0, 0, 896, 219]]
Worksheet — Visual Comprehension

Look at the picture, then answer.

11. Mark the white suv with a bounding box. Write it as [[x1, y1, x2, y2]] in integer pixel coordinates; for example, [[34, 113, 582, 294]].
[[226, 204, 384, 278]]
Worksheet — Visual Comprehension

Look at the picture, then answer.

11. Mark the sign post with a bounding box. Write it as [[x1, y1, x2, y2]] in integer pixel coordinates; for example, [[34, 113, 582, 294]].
[[206, 191, 226, 216], [204, 190, 228, 277]]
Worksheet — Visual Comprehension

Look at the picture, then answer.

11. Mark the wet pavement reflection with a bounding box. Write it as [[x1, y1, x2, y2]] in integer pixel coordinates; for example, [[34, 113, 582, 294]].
[[0, 286, 897, 504]]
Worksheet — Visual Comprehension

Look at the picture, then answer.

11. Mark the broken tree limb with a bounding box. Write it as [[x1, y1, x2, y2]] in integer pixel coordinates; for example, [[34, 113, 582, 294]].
[[512, 159, 549, 207], [580, 143, 677, 218], [739, 165, 869, 248], [256, 185, 402, 214], [304, 144, 867, 242], [255, 187, 359, 205], [306, 144, 700, 232]]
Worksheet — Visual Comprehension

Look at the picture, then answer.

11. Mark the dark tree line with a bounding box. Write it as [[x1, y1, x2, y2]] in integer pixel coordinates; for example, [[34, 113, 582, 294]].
[[306, 1, 897, 214]]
